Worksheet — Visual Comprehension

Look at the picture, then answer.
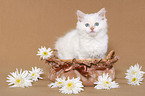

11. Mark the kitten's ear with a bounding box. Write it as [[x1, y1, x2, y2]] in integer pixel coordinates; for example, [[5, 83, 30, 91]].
[[76, 10, 85, 22], [98, 8, 106, 20]]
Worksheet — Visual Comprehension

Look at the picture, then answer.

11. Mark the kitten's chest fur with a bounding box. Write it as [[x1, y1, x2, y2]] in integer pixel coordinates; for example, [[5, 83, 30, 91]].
[[80, 37, 101, 52], [78, 32, 108, 58]]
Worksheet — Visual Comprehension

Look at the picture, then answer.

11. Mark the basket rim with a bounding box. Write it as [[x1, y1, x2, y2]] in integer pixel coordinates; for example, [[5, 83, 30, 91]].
[[45, 50, 119, 77]]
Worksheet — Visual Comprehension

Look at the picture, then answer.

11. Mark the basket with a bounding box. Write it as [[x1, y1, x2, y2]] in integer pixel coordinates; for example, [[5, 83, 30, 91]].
[[45, 50, 119, 86]]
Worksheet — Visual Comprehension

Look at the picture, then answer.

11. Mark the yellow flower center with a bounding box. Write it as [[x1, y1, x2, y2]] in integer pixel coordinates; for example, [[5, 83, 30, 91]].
[[58, 82, 62, 84], [133, 71, 136, 75], [67, 82, 72, 87], [132, 78, 136, 82], [32, 73, 35, 76], [43, 52, 48, 55], [106, 81, 109, 84], [16, 79, 21, 83]]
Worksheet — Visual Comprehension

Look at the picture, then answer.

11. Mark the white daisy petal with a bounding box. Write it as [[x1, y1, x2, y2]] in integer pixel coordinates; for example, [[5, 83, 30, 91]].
[[127, 74, 144, 85], [59, 77, 84, 94], [125, 64, 145, 77], [48, 82, 56, 88], [6, 69, 33, 88], [125, 64, 145, 85], [37, 46, 53, 60], [94, 73, 119, 90], [48, 77, 66, 88], [29, 67, 44, 81]]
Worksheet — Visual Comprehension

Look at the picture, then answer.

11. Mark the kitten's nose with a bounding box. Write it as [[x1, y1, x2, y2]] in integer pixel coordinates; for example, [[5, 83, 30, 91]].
[[90, 27, 94, 31]]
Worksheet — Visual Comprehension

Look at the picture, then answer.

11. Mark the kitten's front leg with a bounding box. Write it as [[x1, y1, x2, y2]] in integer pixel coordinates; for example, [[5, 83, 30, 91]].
[[101, 54, 106, 59], [57, 51, 74, 59], [76, 51, 86, 59], [63, 54, 75, 59], [78, 55, 84, 59], [94, 54, 106, 59]]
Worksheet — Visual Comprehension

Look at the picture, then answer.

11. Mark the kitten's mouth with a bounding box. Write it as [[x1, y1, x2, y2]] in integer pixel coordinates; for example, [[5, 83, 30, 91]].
[[89, 31, 97, 36], [90, 31, 95, 33], [90, 30, 94, 32]]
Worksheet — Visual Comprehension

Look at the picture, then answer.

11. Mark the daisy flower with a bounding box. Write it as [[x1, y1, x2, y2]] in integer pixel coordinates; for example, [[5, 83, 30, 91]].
[[94, 73, 119, 90], [37, 46, 53, 59], [125, 64, 145, 78], [125, 64, 145, 85], [6, 69, 33, 88], [126, 74, 144, 85], [59, 77, 84, 94], [48, 77, 66, 88], [29, 67, 44, 81]]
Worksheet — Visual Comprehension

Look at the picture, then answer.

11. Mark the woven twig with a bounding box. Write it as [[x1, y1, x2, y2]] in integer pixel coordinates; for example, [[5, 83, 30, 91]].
[[46, 50, 119, 70]]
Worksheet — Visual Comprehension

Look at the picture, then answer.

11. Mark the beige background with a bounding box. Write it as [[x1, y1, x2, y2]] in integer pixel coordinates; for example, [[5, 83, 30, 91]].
[[0, 0, 145, 96]]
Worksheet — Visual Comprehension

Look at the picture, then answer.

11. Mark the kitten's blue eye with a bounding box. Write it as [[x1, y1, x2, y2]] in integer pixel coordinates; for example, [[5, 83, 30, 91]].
[[95, 22, 99, 26], [85, 23, 89, 27]]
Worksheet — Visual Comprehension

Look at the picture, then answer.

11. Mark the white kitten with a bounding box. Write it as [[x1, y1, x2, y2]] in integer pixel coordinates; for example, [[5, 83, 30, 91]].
[[55, 8, 108, 59]]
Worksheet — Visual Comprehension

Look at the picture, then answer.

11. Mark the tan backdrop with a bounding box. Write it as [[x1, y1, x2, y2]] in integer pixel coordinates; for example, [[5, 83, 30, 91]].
[[0, 0, 145, 96]]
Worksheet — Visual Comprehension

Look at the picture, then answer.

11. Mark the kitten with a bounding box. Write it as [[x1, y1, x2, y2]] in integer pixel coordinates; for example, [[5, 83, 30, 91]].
[[55, 8, 108, 59]]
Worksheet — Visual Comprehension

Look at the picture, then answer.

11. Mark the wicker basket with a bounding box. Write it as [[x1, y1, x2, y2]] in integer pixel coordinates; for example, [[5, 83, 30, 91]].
[[45, 50, 119, 86]]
